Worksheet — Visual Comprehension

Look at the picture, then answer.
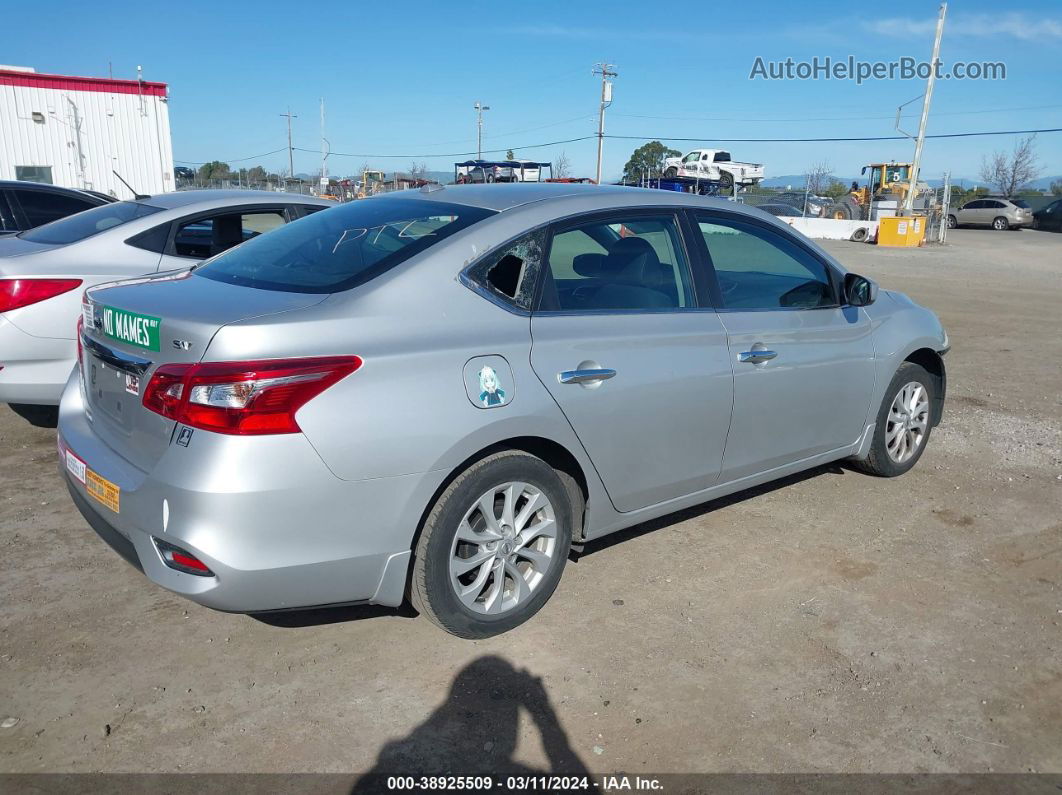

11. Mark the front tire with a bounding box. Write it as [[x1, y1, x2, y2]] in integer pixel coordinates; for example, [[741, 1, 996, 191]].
[[852, 362, 936, 477], [946, 214, 957, 229], [411, 451, 572, 638]]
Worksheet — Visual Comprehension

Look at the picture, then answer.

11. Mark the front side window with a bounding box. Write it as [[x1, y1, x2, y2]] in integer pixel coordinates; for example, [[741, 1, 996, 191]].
[[696, 215, 835, 310], [540, 215, 694, 312], [682, 152, 700, 164], [19, 201, 163, 245], [195, 198, 494, 293]]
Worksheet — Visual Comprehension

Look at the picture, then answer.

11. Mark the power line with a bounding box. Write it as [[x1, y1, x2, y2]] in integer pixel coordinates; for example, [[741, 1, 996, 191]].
[[292, 135, 597, 160], [604, 127, 1062, 143], [612, 103, 1062, 124], [183, 126, 1062, 166], [174, 147, 288, 165]]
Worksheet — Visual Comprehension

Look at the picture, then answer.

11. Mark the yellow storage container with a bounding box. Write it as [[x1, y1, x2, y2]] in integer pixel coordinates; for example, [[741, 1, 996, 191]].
[[877, 216, 926, 247]]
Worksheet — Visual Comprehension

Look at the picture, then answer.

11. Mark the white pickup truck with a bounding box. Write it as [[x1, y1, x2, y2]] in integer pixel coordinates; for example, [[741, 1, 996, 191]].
[[662, 149, 764, 190]]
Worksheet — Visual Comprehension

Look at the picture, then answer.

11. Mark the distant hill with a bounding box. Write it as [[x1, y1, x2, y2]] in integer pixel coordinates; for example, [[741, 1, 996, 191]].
[[763, 173, 1061, 191]]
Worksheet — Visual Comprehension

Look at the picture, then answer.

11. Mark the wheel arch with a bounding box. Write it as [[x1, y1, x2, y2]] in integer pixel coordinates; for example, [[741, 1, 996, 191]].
[[903, 347, 946, 426], [407, 435, 591, 573]]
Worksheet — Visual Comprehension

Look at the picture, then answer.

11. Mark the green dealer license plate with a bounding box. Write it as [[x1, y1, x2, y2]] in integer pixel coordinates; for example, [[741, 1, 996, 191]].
[[101, 306, 161, 352]]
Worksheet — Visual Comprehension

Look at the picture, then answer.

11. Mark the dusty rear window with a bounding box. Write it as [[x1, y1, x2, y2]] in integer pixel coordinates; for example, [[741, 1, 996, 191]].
[[194, 197, 494, 293]]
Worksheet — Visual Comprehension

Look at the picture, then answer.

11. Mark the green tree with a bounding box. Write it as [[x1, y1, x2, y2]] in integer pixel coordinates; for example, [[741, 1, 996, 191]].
[[246, 165, 267, 183], [821, 179, 849, 200], [197, 161, 231, 181], [622, 141, 681, 183]]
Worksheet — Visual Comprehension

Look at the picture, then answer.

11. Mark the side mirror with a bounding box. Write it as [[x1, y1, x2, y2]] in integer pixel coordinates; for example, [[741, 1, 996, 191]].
[[844, 272, 878, 307]]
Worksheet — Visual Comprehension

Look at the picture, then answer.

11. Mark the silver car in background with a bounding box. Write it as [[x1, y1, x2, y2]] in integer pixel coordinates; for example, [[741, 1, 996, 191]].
[[58, 184, 948, 638], [947, 196, 1032, 230], [0, 191, 331, 425]]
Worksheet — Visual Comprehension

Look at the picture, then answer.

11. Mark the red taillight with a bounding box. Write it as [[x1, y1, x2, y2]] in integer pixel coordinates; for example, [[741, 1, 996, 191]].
[[142, 356, 361, 435], [0, 279, 83, 313]]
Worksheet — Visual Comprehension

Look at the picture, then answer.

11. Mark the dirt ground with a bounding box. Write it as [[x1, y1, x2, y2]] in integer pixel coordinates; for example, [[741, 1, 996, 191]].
[[0, 227, 1059, 777]]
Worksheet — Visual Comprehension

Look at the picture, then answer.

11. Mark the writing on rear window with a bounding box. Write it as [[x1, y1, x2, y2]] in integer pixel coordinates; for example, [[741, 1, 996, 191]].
[[102, 306, 161, 351]]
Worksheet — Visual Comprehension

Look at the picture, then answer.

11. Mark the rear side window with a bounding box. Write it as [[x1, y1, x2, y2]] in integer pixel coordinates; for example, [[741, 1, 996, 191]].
[[19, 201, 163, 245], [0, 192, 17, 232], [14, 189, 97, 228], [195, 198, 493, 293], [465, 229, 546, 311]]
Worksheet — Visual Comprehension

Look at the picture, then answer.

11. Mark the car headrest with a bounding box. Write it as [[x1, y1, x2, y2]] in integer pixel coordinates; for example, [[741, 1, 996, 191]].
[[211, 214, 244, 253], [572, 252, 606, 277], [604, 236, 668, 287]]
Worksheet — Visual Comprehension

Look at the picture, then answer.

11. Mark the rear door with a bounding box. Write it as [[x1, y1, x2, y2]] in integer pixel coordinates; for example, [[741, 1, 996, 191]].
[[530, 210, 733, 513], [689, 210, 876, 480]]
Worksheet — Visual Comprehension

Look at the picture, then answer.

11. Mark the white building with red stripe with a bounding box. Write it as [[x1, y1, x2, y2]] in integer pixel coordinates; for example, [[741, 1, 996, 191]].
[[0, 66, 174, 198]]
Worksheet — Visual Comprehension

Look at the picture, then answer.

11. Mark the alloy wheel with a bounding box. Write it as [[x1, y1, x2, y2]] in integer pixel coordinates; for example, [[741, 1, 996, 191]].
[[448, 482, 558, 615], [885, 381, 930, 464]]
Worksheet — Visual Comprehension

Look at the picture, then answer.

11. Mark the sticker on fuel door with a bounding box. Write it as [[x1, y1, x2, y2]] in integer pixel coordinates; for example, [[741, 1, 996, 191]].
[[101, 306, 161, 352]]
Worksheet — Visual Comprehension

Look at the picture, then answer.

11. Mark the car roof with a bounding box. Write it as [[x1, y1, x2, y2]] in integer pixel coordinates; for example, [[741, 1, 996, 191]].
[[372, 182, 692, 212], [0, 180, 105, 197], [141, 190, 333, 209]]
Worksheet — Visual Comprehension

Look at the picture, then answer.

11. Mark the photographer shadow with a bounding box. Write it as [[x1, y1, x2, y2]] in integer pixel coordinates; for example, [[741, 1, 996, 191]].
[[352, 655, 598, 792]]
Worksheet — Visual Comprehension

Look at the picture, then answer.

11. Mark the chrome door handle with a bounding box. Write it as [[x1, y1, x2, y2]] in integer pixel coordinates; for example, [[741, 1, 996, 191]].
[[738, 349, 778, 364], [558, 368, 616, 384]]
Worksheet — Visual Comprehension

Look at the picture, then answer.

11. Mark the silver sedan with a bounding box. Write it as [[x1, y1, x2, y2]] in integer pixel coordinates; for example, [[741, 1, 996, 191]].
[[0, 190, 332, 424], [57, 184, 948, 638]]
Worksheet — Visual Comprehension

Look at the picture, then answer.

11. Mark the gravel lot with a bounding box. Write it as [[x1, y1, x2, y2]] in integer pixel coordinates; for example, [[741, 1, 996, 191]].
[[0, 227, 1059, 776]]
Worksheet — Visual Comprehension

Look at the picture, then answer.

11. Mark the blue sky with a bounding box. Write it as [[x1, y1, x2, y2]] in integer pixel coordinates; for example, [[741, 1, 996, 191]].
[[3, 0, 1060, 183]]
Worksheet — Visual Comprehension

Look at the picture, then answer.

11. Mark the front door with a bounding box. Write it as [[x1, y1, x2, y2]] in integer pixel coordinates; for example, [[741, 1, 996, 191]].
[[691, 211, 877, 480], [530, 211, 734, 513]]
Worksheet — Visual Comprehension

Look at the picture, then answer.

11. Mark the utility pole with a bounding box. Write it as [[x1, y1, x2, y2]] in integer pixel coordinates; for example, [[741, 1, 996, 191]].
[[280, 108, 297, 181], [904, 2, 947, 214], [319, 98, 329, 191], [474, 101, 490, 160], [593, 62, 617, 185]]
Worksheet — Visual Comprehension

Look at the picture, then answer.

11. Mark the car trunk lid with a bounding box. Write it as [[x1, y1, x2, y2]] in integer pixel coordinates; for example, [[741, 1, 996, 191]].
[[80, 272, 328, 471]]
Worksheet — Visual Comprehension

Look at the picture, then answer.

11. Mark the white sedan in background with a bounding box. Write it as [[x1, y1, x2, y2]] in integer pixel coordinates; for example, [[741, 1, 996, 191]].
[[0, 191, 331, 425]]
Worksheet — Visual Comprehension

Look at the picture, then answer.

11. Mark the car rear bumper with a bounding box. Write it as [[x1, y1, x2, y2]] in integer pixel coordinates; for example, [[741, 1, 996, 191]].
[[57, 375, 431, 613], [0, 314, 74, 405]]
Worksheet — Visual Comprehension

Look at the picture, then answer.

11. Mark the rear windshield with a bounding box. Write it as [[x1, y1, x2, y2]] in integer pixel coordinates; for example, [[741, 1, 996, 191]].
[[19, 201, 163, 245], [194, 197, 494, 293], [1011, 199, 1030, 209]]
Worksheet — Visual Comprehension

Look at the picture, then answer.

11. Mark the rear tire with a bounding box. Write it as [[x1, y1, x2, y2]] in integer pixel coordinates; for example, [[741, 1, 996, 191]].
[[851, 362, 935, 478], [992, 216, 1009, 230], [718, 172, 734, 193], [411, 451, 572, 638]]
